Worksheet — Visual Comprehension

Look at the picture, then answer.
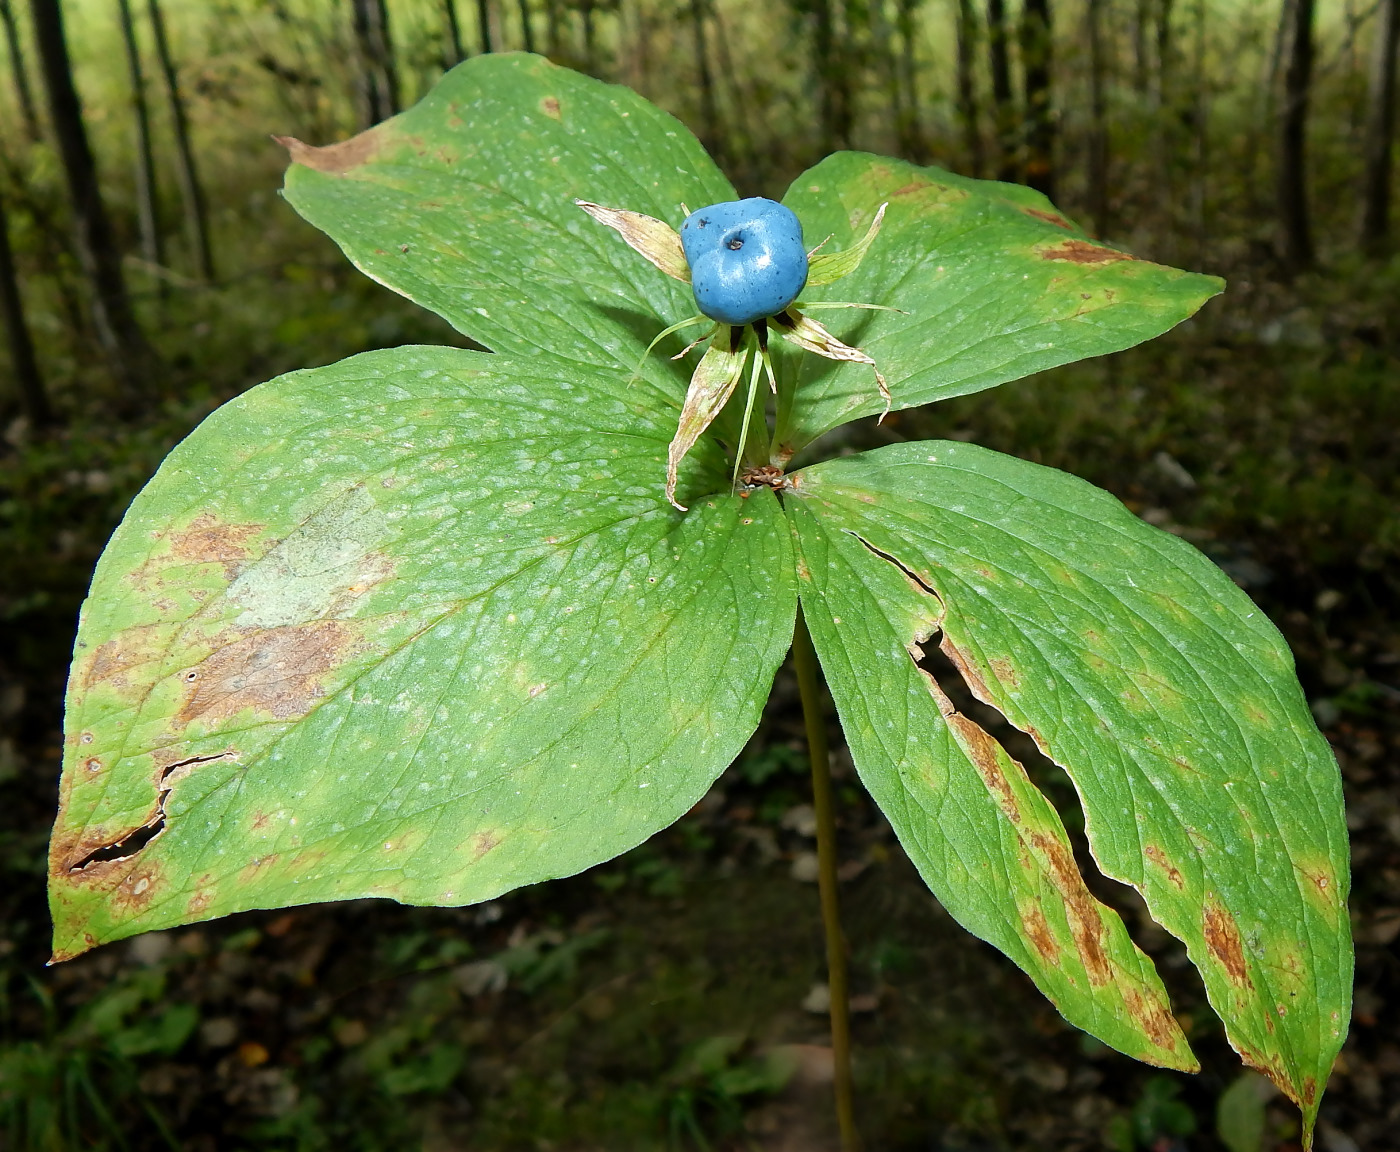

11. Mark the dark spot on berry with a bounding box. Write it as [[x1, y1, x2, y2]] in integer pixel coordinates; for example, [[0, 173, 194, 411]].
[[727, 236, 744, 250]]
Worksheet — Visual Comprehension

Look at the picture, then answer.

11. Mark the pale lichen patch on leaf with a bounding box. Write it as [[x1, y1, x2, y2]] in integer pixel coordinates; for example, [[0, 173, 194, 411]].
[[225, 485, 394, 629]]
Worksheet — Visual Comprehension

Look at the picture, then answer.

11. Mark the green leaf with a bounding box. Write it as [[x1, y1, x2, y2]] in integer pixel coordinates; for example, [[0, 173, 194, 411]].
[[776, 153, 1224, 448], [788, 440, 1350, 1129], [49, 346, 796, 958], [279, 52, 732, 392], [1217, 1072, 1273, 1152], [787, 502, 1197, 1071]]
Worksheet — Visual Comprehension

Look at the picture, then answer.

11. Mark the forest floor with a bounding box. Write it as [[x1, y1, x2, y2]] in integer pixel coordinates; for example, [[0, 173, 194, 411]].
[[2, 246, 1399, 1150]]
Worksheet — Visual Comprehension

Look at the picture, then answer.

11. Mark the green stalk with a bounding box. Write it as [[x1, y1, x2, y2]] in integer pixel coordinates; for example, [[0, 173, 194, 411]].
[[791, 605, 859, 1151], [731, 341, 765, 487]]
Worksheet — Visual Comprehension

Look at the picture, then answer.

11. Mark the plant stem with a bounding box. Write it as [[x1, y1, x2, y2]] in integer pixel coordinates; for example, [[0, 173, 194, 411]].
[[791, 605, 859, 1151]]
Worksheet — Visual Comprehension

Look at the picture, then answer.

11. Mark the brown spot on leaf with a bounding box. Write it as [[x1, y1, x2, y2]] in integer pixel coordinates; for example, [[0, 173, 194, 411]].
[[1021, 206, 1075, 229], [541, 96, 562, 119], [166, 514, 264, 574], [939, 635, 995, 705], [1040, 239, 1138, 265], [1022, 902, 1059, 963], [276, 129, 385, 175], [989, 657, 1020, 690], [238, 855, 281, 885], [942, 708, 1022, 822], [50, 934, 99, 965], [79, 623, 169, 692], [469, 831, 502, 861], [112, 861, 163, 913], [1123, 987, 1184, 1053], [187, 886, 215, 917], [178, 621, 357, 726], [1203, 899, 1253, 989], [1028, 829, 1111, 986], [1144, 845, 1185, 889]]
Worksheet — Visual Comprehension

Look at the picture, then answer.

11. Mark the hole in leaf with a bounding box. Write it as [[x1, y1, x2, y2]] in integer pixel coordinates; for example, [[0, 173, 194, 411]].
[[67, 753, 233, 872], [849, 532, 1168, 955], [914, 633, 1181, 957]]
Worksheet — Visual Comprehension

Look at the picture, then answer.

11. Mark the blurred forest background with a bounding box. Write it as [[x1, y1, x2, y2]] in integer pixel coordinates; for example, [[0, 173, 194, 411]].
[[2, 0, 1400, 1149]]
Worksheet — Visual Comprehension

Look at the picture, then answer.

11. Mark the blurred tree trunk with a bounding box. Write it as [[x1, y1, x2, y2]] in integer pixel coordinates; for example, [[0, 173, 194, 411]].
[[29, 0, 154, 399], [443, 0, 465, 64], [0, 192, 52, 426], [895, 0, 924, 160], [804, 0, 853, 152], [579, 0, 595, 71], [956, 0, 985, 176], [477, 0, 494, 53], [1, 0, 40, 140], [1276, 0, 1315, 271], [148, 0, 214, 282], [1132, 0, 1150, 94], [351, 0, 398, 123], [517, 0, 535, 54], [545, 0, 561, 58], [987, 0, 1017, 180], [710, 3, 759, 176], [870, 0, 906, 157], [688, 0, 720, 158], [1020, 0, 1054, 199], [1155, 0, 1174, 105], [0, 149, 87, 335], [1188, 0, 1207, 261], [116, 0, 161, 274], [1360, 0, 1400, 255], [1085, 0, 1108, 233]]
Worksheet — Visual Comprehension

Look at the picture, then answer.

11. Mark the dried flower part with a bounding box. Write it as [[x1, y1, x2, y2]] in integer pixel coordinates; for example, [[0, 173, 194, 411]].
[[666, 329, 748, 510], [776, 309, 891, 419], [575, 200, 690, 282], [805, 203, 888, 287]]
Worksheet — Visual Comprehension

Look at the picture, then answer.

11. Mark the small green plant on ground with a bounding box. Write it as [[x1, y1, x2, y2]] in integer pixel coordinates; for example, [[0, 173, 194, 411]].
[[46, 53, 1350, 1149]]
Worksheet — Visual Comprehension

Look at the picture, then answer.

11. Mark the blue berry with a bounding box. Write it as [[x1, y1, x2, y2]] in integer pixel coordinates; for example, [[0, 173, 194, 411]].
[[680, 198, 807, 326]]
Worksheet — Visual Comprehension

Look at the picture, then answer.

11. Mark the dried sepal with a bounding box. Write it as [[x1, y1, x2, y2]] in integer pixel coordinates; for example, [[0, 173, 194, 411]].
[[777, 309, 891, 420], [575, 200, 690, 282], [805, 202, 888, 287], [666, 329, 748, 510]]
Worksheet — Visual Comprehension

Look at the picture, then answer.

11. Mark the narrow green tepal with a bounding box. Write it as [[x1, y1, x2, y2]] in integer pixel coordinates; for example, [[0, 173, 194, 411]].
[[786, 441, 1351, 1135], [776, 153, 1224, 449], [48, 347, 796, 959]]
